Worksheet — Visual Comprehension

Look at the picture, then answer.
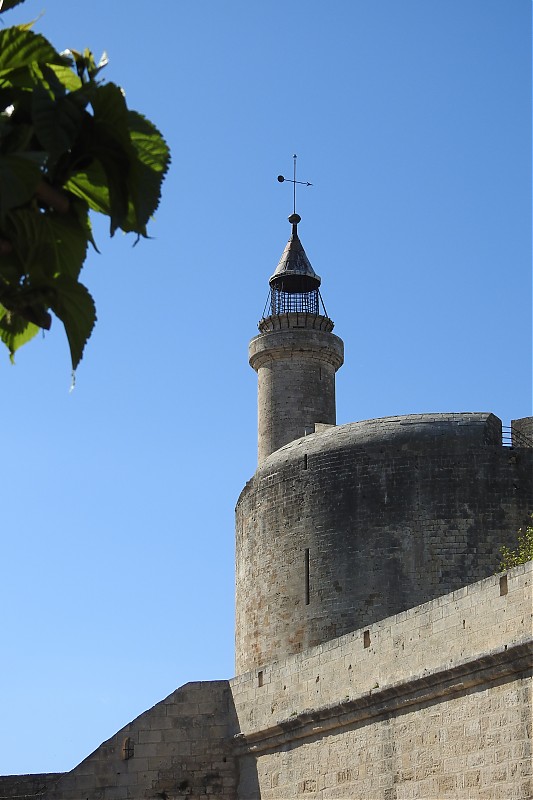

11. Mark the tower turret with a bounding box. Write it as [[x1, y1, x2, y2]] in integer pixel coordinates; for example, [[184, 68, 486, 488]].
[[249, 214, 344, 463]]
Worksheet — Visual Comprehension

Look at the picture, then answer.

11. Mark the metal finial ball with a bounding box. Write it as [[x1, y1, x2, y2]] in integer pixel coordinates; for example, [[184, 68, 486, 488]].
[[277, 175, 285, 182], [288, 213, 301, 225]]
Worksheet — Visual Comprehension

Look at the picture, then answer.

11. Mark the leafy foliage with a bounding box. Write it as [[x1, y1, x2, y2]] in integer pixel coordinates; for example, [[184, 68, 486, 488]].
[[0, 0, 27, 12], [0, 2, 170, 370], [499, 515, 533, 571]]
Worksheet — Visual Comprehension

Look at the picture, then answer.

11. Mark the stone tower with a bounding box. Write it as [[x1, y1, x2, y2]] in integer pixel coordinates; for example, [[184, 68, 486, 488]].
[[2, 212, 532, 800], [235, 219, 533, 676], [248, 213, 344, 464]]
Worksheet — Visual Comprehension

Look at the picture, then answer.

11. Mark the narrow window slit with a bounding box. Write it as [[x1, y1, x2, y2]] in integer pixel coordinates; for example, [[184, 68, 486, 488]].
[[304, 548, 310, 605], [121, 737, 134, 760], [258, 670, 264, 687], [363, 630, 371, 648], [303, 454, 308, 470], [500, 575, 508, 596]]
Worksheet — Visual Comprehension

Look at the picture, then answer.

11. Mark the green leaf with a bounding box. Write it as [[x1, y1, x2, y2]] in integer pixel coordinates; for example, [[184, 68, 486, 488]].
[[93, 137, 131, 234], [0, 0, 27, 14], [66, 91, 170, 236], [32, 80, 86, 167], [127, 110, 170, 232], [48, 277, 96, 370], [0, 247, 23, 285], [65, 158, 112, 217], [62, 85, 171, 238], [0, 21, 169, 370], [63, 48, 107, 84], [71, 196, 99, 253], [89, 82, 133, 234], [0, 286, 51, 328], [4, 204, 89, 281], [45, 202, 90, 280], [0, 153, 42, 219], [30, 62, 68, 100], [0, 302, 39, 362], [0, 27, 65, 80], [67, 138, 131, 236], [0, 117, 34, 155], [48, 61, 82, 93]]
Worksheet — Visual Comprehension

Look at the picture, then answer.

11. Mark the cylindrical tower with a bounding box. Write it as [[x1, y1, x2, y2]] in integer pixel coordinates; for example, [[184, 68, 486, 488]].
[[235, 213, 533, 676], [235, 413, 533, 674], [249, 214, 344, 463]]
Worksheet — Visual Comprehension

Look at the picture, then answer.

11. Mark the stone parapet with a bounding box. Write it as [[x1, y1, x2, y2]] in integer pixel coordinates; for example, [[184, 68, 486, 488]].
[[232, 562, 532, 736], [258, 312, 335, 333], [249, 327, 344, 372]]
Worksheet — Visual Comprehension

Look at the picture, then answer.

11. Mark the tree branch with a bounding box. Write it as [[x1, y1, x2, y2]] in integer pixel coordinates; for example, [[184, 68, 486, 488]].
[[35, 181, 70, 214]]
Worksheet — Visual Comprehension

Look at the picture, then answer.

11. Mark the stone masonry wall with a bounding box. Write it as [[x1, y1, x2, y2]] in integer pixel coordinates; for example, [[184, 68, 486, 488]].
[[45, 681, 238, 800], [238, 679, 531, 800], [2, 567, 530, 800], [0, 773, 64, 798], [235, 413, 533, 673], [512, 417, 533, 446], [249, 321, 343, 464], [231, 562, 533, 799]]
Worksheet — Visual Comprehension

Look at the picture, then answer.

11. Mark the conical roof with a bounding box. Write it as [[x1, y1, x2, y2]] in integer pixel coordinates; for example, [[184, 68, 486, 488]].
[[269, 214, 321, 293]]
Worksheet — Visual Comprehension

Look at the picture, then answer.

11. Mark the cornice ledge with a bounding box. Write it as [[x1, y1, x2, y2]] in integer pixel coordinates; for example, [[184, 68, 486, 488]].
[[233, 639, 532, 755]]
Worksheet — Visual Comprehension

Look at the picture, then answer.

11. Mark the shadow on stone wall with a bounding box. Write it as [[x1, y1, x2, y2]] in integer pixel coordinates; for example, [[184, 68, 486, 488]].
[[2, 679, 259, 800]]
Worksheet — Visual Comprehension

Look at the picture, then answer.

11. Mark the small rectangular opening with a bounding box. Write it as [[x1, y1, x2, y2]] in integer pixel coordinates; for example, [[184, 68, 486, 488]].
[[304, 548, 310, 605], [303, 454, 308, 470], [499, 575, 508, 596], [257, 670, 264, 687], [363, 630, 371, 648]]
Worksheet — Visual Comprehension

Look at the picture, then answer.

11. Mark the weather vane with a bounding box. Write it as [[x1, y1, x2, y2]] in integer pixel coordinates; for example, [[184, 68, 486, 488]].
[[277, 154, 313, 215]]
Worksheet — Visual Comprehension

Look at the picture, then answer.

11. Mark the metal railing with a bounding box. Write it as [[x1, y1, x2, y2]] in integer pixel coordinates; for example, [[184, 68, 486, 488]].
[[502, 425, 533, 448]]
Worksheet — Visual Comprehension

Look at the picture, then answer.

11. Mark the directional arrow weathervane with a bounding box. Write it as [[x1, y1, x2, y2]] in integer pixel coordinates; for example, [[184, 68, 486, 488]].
[[277, 154, 313, 214]]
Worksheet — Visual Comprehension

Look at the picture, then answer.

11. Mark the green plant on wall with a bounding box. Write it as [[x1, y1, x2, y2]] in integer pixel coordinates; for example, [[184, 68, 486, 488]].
[[0, 0, 170, 372], [499, 515, 533, 571]]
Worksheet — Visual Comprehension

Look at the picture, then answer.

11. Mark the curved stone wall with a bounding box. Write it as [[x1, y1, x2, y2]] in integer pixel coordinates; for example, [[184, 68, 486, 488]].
[[235, 413, 533, 673], [249, 314, 344, 464]]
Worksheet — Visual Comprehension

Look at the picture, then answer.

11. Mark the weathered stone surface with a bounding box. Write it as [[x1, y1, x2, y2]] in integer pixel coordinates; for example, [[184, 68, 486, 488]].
[[512, 416, 533, 445], [3, 565, 531, 800], [249, 314, 344, 464], [0, 773, 63, 798], [235, 412, 533, 673], [32, 681, 239, 800], [231, 562, 532, 738], [230, 563, 532, 800]]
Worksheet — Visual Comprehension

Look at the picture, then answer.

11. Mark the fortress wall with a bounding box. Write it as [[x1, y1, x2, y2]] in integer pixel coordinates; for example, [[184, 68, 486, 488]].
[[0, 773, 64, 798], [3, 571, 530, 800], [46, 681, 238, 800], [235, 414, 533, 672], [231, 562, 532, 739], [232, 563, 532, 800], [237, 679, 532, 800]]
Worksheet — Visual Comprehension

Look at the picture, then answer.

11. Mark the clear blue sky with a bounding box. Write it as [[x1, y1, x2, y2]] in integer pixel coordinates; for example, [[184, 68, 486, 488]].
[[1, 0, 531, 776]]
